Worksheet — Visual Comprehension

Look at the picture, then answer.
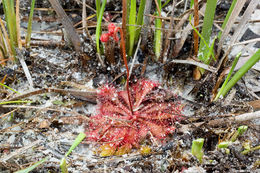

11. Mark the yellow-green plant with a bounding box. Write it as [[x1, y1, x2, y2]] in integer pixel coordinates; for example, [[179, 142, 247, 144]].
[[95, 0, 107, 55], [197, 0, 217, 72], [154, 0, 162, 60], [191, 138, 204, 163], [215, 49, 260, 100]]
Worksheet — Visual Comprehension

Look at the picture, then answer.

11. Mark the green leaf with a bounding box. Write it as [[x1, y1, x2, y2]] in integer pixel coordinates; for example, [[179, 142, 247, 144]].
[[218, 141, 232, 148], [214, 52, 241, 101], [191, 138, 204, 163], [154, 0, 162, 60], [128, 0, 136, 56], [96, 0, 107, 54], [14, 157, 48, 173], [60, 157, 68, 173], [25, 0, 36, 48], [198, 0, 217, 64], [219, 49, 260, 98], [65, 132, 86, 157], [0, 100, 32, 105]]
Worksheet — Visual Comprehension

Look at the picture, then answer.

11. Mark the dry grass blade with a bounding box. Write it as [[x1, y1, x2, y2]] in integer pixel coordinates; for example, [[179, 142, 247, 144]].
[[162, 0, 176, 63], [217, 0, 259, 71], [173, 4, 206, 57], [233, 38, 260, 46], [229, 0, 259, 44], [48, 0, 81, 52], [170, 59, 217, 73], [141, 0, 152, 47], [216, 0, 246, 58]]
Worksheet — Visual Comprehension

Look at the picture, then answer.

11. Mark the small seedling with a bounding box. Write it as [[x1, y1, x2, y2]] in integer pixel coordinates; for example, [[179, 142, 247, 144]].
[[231, 125, 248, 142], [191, 138, 204, 163], [218, 125, 248, 149], [60, 132, 86, 173], [218, 141, 232, 149], [242, 145, 260, 155]]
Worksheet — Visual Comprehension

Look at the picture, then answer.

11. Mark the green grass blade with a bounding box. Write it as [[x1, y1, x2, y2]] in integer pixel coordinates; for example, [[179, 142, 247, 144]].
[[190, 21, 216, 62], [60, 132, 86, 173], [214, 52, 241, 101], [198, 0, 217, 63], [218, 0, 238, 39], [128, 0, 136, 56], [0, 82, 20, 94], [95, 0, 100, 20], [3, 0, 17, 56], [0, 100, 32, 105], [135, 0, 146, 44], [25, 0, 36, 48], [96, 0, 107, 54], [65, 132, 86, 157], [162, 0, 172, 8], [14, 157, 48, 173], [220, 49, 260, 98], [154, 0, 162, 60], [190, 0, 194, 8]]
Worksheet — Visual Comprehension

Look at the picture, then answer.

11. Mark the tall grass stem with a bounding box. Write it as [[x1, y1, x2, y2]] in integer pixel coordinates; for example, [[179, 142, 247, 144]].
[[25, 0, 36, 48]]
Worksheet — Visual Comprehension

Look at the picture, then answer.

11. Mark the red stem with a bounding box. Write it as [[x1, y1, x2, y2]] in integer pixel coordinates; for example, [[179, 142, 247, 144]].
[[114, 27, 134, 115]]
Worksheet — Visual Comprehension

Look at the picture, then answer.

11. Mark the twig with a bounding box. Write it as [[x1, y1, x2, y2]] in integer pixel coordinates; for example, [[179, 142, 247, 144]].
[[216, 0, 259, 72], [0, 140, 42, 163], [179, 111, 260, 133], [0, 109, 17, 120], [233, 38, 260, 46]]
